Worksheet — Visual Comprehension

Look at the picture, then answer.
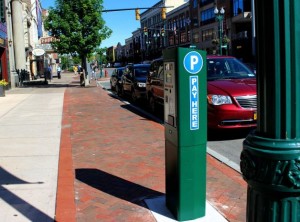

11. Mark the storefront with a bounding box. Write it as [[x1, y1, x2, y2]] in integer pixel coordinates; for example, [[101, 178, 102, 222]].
[[0, 22, 8, 82]]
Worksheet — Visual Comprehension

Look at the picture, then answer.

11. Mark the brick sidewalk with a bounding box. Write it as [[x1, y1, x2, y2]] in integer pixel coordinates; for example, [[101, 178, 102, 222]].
[[55, 78, 247, 222]]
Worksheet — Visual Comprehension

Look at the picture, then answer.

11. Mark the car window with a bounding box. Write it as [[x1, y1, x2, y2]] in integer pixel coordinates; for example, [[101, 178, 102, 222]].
[[150, 59, 163, 78], [158, 65, 164, 80], [111, 69, 116, 77], [207, 58, 255, 80], [117, 69, 124, 77], [134, 67, 149, 77]]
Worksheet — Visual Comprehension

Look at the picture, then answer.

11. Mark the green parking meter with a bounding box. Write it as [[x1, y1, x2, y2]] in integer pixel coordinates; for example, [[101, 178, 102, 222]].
[[164, 47, 207, 221]]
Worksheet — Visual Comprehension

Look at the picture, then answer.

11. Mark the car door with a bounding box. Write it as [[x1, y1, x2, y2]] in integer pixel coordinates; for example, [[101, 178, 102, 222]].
[[152, 65, 164, 105], [111, 69, 117, 87], [122, 66, 133, 92]]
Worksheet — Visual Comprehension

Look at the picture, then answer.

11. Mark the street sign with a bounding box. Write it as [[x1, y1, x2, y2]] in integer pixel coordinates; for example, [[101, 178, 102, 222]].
[[32, 48, 45, 56], [190, 76, 199, 130], [183, 51, 204, 74]]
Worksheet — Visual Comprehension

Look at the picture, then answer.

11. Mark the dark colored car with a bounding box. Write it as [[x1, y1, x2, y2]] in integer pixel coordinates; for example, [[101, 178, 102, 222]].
[[121, 64, 151, 102], [146, 58, 164, 112], [110, 67, 125, 95], [146, 56, 257, 129]]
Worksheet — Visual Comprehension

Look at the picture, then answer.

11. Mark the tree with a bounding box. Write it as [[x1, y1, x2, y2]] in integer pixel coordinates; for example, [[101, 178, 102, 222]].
[[44, 0, 112, 71], [95, 47, 107, 65]]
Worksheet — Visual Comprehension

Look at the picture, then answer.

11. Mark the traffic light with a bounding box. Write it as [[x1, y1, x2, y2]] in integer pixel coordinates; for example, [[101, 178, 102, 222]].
[[135, 9, 140, 20], [161, 7, 166, 20], [143, 27, 148, 35], [161, 28, 165, 36]]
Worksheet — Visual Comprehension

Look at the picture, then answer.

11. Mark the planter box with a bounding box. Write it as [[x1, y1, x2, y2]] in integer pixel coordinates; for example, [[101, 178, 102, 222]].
[[0, 85, 5, 97]]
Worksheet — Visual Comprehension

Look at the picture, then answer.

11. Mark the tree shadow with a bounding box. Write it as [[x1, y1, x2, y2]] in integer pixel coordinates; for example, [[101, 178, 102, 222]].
[[75, 168, 164, 207]]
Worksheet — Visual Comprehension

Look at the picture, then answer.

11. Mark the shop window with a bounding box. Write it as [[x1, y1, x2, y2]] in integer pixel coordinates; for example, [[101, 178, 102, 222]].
[[233, 0, 244, 16], [0, 0, 4, 22], [202, 28, 214, 42], [180, 32, 187, 43]]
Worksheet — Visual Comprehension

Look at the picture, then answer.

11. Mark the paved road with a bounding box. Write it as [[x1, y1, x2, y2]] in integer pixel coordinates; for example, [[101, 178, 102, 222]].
[[207, 129, 253, 172]]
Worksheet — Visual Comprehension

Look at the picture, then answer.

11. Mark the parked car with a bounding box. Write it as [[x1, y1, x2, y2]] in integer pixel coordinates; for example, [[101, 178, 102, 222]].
[[146, 58, 164, 112], [121, 64, 151, 102], [244, 63, 256, 74], [113, 62, 122, 68], [110, 67, 125, 95], [146, 56, 257, 129], [207, 56, 256, 129]]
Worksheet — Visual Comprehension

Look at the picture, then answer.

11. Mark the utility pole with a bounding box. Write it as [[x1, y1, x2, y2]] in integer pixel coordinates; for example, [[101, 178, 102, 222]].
[[241, 1, 300, 221]]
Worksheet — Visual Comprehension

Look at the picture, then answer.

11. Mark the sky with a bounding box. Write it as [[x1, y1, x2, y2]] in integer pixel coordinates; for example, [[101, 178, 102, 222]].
[[40, 0, 159, 48]]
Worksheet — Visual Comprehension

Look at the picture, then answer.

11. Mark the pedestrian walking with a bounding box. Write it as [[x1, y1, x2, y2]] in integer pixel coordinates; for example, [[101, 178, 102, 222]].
[[57, 65, 61, 79], [73, 65, 78, 74], [91, 70, 95, 80], [47, 66, 52, 81]]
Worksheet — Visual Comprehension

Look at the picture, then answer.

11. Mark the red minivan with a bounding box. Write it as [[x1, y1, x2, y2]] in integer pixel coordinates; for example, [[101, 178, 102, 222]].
[[206, 56, 256, 129]]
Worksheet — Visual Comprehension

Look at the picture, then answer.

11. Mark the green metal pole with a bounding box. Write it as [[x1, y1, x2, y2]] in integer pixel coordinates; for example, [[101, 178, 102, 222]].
[[219, 19, 222, 56], [241, 1, 300, 221]]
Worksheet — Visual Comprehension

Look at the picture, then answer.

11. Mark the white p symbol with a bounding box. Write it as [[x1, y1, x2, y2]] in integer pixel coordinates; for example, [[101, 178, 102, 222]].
[[190, 56, 198, 70]]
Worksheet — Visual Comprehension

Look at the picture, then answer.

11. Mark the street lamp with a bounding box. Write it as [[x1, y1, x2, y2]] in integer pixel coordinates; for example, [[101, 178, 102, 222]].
[[214, 7, 225, 55], [145, 40, 151, 59], [184, 18, 196, 48], [153, 32, 160, 40]]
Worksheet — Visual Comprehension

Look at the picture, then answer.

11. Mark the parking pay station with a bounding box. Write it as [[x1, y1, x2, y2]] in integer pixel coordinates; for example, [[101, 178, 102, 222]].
[[164, 47, 207, 221]]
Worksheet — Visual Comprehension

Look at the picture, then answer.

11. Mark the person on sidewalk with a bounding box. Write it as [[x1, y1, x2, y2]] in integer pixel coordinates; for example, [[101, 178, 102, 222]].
[[57, 65, 61, 79], [73, 65, 78, 75], [47, 66, 52, 81], [91, 70, 95, 80]]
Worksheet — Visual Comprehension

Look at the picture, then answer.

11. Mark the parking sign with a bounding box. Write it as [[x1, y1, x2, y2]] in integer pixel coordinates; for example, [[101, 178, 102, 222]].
[[183, 51, 204, 74]]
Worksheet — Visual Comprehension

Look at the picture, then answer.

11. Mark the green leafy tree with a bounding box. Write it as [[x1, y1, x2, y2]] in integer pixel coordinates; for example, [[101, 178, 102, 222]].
[[44, 0, 112, 71], [95, 47, 107, 65]]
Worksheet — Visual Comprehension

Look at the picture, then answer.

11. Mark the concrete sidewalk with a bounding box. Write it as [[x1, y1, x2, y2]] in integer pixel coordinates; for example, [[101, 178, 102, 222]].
[[0, 87, 65, 221], [0, 73, 78, 221], [0, 72, 247, 221]]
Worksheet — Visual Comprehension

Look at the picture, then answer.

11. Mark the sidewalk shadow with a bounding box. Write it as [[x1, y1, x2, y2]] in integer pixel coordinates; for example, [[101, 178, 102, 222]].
[[0, 167, 52, 221], [19, 82, 81, 88], [107, 92, 165, 124], [75, 168, 164, 208]]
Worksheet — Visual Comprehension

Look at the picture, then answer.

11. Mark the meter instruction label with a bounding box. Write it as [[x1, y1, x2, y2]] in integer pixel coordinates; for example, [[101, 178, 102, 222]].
[[190, 76, 199, 130], [183, 51, 204, 74]]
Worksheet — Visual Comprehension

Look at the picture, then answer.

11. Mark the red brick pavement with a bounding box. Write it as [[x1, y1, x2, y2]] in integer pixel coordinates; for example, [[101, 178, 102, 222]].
[[55, 77, 247, 222]]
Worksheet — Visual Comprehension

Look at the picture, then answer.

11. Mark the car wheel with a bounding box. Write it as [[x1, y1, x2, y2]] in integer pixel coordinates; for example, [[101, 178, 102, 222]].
[[131, 89, 137, 102], [110, 81, 114, 91], [149, 95, 156, 113]]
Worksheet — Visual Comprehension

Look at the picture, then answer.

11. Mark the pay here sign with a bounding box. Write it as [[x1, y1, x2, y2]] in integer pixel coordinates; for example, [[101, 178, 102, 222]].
[[183, 51, 204, 130]]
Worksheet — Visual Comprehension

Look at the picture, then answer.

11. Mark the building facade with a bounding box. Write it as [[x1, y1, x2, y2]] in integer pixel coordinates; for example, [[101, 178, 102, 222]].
[[0, 0, 9, 85], [0, 0, 60, 88], [107, 0, 255, 64]]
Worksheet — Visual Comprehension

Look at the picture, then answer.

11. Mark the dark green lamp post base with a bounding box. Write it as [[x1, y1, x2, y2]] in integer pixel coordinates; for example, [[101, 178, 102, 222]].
[[241, 131, 300, 222]]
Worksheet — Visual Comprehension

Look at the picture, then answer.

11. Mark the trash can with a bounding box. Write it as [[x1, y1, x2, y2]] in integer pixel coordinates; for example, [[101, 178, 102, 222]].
[[79, 72, 84, 86]]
